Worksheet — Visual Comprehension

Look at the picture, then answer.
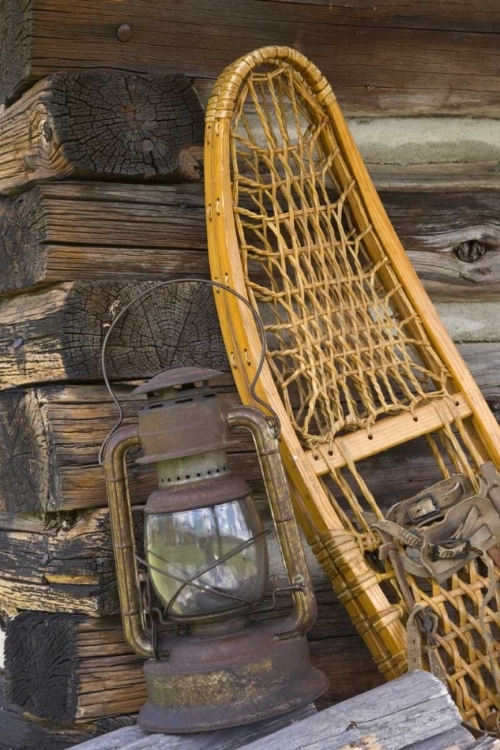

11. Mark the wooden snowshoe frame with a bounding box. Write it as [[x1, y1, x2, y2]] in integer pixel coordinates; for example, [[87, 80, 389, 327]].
[[205, 46, 500, 727]]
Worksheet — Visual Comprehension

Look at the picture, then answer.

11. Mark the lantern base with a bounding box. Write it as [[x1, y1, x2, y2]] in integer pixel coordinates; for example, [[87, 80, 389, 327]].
[[138, 618, 328, 733]]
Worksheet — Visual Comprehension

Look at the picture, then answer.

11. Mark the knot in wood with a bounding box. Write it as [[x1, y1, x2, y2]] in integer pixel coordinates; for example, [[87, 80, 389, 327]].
[[453, 240, 486, 263], [24, 155, 36, 172]]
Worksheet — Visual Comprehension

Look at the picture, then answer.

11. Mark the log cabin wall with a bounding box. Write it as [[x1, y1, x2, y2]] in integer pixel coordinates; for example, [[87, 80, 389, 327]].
[[0, 2, 498, 748]]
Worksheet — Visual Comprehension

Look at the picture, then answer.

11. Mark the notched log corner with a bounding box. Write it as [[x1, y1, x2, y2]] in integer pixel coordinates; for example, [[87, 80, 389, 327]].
[[0, 182, 208, 295], [0, 70, 204, 195], [0, 280, 228, 389], [0, 676, 136, 750]]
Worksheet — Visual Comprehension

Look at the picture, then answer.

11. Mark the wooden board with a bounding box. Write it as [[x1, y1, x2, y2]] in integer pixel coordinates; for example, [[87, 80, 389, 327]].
[[72, 705, 317, 750], [70, 670, 471, 750], [0, 677, 136, 750], [0, 281, 228, 390], [238, 671, 464, 750], [1, 1, 500, 115], [0, 70, 203, 195], [1, 182, 498, 300]]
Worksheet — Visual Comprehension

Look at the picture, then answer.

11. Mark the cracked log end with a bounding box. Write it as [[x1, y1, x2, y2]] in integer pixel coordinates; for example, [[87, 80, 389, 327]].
[[0, 389, 51, 512], [0, 69, 205, 194], [51, 70, 204, 179]]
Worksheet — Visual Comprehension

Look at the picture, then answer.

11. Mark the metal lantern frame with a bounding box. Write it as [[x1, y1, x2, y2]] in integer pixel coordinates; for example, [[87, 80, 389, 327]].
[[99, 279, 327, 733]]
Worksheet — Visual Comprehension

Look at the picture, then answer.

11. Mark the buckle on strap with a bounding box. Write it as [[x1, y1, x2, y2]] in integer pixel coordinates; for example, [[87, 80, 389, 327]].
[[406, 493, 441, 525], [431, 538, 470, 561]]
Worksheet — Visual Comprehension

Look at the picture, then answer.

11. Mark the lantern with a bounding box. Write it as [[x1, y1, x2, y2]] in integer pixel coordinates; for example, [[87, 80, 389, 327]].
[[102, 366, 327, 734]]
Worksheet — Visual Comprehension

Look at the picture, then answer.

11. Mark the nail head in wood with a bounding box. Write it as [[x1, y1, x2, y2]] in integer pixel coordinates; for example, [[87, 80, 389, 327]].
[[117, 24, 133, 42]]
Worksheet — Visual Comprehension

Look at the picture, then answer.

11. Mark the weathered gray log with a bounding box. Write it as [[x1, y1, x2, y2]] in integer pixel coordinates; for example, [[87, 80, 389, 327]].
[[1, 182, 499, 300], [0, 71, 203, 195], [370, 163, 500, 192], [70, 671, 464, 750], [0, 183, 207, 294], [1, 1, 500, 115], [0, 677, 136, 750], [72, 705, 317, 750], [0, 281, 227, 390], [434, 301, 500, 343], [385, 190, 500, 301], [244, 671, 462, 750]]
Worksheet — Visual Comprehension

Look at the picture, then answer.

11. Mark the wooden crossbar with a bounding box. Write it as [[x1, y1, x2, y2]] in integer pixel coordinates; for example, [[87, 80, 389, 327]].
[[306, 394, 472, 476]]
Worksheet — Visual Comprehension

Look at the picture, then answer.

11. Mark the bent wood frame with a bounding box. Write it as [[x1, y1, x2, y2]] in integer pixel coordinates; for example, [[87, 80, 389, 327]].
[[205, 46, 500, 726]]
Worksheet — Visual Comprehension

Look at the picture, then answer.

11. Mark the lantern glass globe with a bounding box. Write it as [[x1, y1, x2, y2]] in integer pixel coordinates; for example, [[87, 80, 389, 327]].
[[145, 496, 269, 619]]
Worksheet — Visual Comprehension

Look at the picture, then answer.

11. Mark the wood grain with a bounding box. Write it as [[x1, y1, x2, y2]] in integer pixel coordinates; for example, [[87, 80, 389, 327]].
[[0, 281, 227, 390], [0, 381, 257, 512], [0, 183, 207, 294], [0, 70, 203, 195], [2, 559, 382, 722], [0, 506, 144, 617], [383, 190, 500, 300], [0, 506, 142, 586], [1, 1, 500, 115], [242, 671, 461, 750], [0, 677, 136, 750], [70, 671, 466, 750], [72, 706, 317, 750], [0, 575, 117, 618], [1, 182, 499, 300], [4, 614, 146, 723]]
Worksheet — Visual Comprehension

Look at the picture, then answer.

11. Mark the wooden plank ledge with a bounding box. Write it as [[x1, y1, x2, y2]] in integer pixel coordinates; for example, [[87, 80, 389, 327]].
[[70, 671, 467, 750], [306, 394, 472, 476]]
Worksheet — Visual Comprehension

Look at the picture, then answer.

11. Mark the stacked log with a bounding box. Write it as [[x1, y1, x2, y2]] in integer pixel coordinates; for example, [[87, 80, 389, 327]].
[[0, 3, 499, 750], [0, 14, 215, 747]]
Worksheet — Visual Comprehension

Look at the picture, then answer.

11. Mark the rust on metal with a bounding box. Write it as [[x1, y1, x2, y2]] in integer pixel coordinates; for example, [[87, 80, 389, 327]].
[[133, 367, 235, 464], [101, 366, 327, 732], [139, 620, 327, 733], [132, 367, 223, 395]]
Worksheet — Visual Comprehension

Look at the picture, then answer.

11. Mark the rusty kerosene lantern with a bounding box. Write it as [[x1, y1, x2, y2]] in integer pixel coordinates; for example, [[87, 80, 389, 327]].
[[101, 364, 327, 733]]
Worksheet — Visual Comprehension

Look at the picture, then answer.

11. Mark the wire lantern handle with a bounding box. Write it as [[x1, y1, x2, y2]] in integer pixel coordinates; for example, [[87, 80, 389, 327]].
[[99, 278, 280, 465]]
